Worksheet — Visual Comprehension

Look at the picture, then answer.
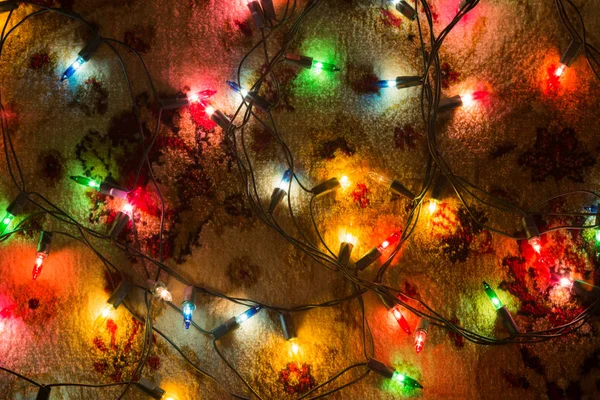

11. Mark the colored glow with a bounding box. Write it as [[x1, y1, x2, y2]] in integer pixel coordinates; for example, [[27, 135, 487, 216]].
[[291, 342, 299, 354], [339, 176, 350, 189], [559, 277, 573, 288], [414, 330, 427, 353], [595, 230, 600, 243], [92, 305, 113, 331], [460, 91, 488, 107], [529, 237, 541, 254], [277, 169, 292, 191], [122, 203, 134, 214], [32, 254, 46, 280], [188, 93, 199, 103], [156, 287, 173, 302], [391, 371, 423, 389], [391, 307, 411, 334], [555, 64, 566, 77], [227, 80, 250, 98], [483, 281, 503, 310], [368, 171, 393, 188], [311, 59, 339, 72], [427, 200, 438, 214], [384, 80, 396, 88], [70, 175, 101, 189], [377, 231, 402, 252], [461, 93, 474, 107], [235, 305, 261, 324], [0, 213, 14, 234], [392, 371, 405, 382], [61, 56, 85, 81], [343, 232, 358, 246], [182, 301, 196, 329], [204, 105, 215, 116]]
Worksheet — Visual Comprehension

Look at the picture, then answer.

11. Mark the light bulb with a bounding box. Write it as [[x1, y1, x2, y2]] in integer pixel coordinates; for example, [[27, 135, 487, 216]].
[[483, 281, 503, 310], [339, 175, 350, 189], [428, 200, 438, 214]]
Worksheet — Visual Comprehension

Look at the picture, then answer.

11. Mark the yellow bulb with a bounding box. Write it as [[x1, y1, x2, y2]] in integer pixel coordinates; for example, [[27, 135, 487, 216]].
[[428, 200, 438, 214], [291, 342, 299, 354], [100, 305, 112, 319], [340, 175, 350, 189]]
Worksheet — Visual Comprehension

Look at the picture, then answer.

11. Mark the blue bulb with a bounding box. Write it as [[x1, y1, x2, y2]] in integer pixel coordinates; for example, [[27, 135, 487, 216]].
[[277, 170, 292, 191], [386, 80, 396, 88], [61, 56, 86, 82], [182, 302, 196, 330], [226, 80, 242, 93], [235, 306, 261, 325]]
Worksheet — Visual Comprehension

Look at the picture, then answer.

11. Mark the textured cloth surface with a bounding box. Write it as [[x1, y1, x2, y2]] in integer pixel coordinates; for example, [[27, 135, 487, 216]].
[[0, 0, 600, 399]]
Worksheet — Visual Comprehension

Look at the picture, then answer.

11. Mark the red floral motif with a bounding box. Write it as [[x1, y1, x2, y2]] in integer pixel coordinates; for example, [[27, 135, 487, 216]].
[[440, 63, 460, 89], [394, 124, 418, 151], [380, 9, 403, 28], [30, 53, 51, 70], [351, 183, 370, 208], [280, 362, 317, 394], [518, 127, 595, 183]]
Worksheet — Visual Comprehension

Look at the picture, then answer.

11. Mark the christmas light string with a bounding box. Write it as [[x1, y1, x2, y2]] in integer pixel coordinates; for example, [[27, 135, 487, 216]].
[[0, 0, 599, 398]]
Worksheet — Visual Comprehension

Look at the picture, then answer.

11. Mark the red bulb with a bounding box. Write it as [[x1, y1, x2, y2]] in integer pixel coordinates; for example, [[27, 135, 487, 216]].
[[529, 237, 541, 254], [32, 254, 46, 280], [391, 307, 411, 334], [377, 231, 402, 252], [414, 330, 427, 353], [555, 64, 566, 77]]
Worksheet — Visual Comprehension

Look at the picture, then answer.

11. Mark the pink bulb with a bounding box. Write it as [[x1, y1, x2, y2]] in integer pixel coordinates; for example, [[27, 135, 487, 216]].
[[188, 93, 199, 103]]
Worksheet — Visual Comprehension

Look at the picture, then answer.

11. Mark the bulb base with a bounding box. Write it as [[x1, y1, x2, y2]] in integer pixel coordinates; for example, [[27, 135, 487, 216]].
[[395, 1, 416, 20], [355, 247, 381, 271], [497, 306, 520, 335], [338, 242, 354, 267], [212, 316, 239, 340], [269, 188, 287, 213]]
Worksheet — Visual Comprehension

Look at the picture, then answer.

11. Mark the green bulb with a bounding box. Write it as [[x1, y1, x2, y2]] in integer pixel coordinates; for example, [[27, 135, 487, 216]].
[[0, 213, 14, 234], [392, 371, 423, 389], [311, 59, 339, 72], [595, 230, 600, 243], [483, 281, 503, 310], [70, 176, 101, 189]]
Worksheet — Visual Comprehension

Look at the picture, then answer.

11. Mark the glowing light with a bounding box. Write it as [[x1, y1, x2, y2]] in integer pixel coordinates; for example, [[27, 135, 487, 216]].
[[555, 64, 566, 77], [61, 56, 85, 81], [483, 281, 503, 310], [204, 105, 215, 116], [188, 93, 199, 103], [391, 371, 422, 388], [122, 203, 133, 214], [182, 302, 196, 329], [291, 342, 299, 354], [595, 230, 600, 243], [385, 80, 396, 87], [92, 305, 113, 331], [32, 255, 45, 280], [1, 213, 14, 234], [559, 277, 573, 288], [415, 330, 426, 353], [391, 307, 411, 334], [155, 286, 172, 302], [428, 200, 438, 214], [70, 176, 101, 189], [310, 59, 339, 72], [3, 217, 10, 224], [343, 233, 358, 246], [277, 170, 292, 191], [339, 176, 350, 189], [461, 93, 474, 107], [235, 305, 261, 325], [529, 237, 541, 254], [377, 231, 401, 252]]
